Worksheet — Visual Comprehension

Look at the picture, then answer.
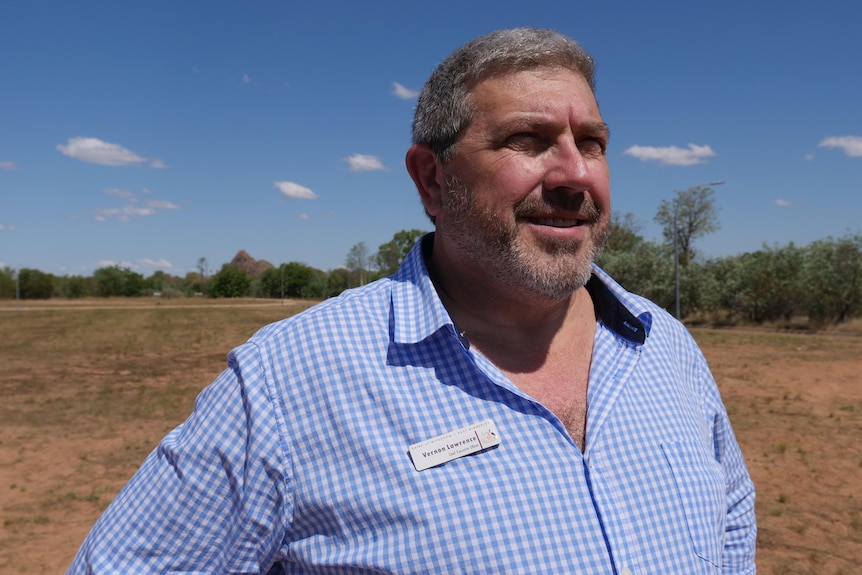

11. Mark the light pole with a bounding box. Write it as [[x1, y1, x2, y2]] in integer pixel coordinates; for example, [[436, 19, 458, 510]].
[[673, 180, 724, 319]]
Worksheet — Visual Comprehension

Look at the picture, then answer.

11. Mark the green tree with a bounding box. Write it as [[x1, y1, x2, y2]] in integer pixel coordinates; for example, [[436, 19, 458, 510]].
[[596, 241, 674, 309], [210, 264, 251, 298], [733, 244, 804, 323], [285, 263, 316, 298], [258, 267, 280, 299], [145, 270, 168, 293], [143, 270, 183, 298], [655, 185, 721, 265], [697, 255, 748, 320], [305, 268, 329, 299], [183, 271, 204, 295], [260, 262, 317, 299], [124, 269, 144, 296], [800, 234, 862, 325], [0, 267, 15, 299], [18, 268, 55, 299], [60, 275, 93, 299], [93, 265, 142, 297], [602, 212, 644, 254], [325, 268, 350, 297], [375, 229, 427, 276]]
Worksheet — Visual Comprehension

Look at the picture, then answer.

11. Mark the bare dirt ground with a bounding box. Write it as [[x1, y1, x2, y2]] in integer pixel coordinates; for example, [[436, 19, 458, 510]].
[[695, 328, 862, 574], [1, 299, 860, 574]]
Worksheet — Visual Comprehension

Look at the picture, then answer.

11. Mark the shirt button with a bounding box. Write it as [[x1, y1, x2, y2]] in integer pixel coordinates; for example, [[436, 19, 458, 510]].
[[621, 568, 633, 575]]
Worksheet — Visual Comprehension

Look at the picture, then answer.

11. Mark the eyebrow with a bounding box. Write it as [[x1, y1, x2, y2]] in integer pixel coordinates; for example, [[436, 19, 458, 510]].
[[489, 115, 610, 139], [584, 120, 611, 141]]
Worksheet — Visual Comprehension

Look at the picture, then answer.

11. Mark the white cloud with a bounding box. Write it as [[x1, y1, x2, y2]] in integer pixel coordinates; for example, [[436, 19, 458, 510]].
[[146, 199, 180, 210], [138, 258, 173, 270], [623, 143, 716, 166], [95, 205, 156, 222], [297, 213, 311, 221], [242, 72, 252, 84], [95, 259, 127, 269], [94, 258, 174, 274], [344, 153, 387, 172], [94, 188, 180, 222], [94, 210, 116, 222], [0, 224, 16, 232], [104, 187, 136, 200], [392, 81, 419, 100], [127, 206, 158, 217], [775, 199, 793, 207], [274, 181, 319, 200], [818, 135, 862, 157], [57, 137, 166, 168], [0, 161, 19, 170], [804, 153, 815, 161]]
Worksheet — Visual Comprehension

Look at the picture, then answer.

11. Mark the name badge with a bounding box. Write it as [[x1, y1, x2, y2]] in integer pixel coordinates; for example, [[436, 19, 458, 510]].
[[409, 419, 501, 471]]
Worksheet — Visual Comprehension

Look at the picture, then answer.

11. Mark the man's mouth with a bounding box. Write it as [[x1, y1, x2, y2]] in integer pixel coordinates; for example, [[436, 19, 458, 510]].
[[526, 217, 586, 228]]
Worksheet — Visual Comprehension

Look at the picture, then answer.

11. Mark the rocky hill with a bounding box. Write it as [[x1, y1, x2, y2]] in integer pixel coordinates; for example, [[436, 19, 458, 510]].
[[229, 250, 274, 277]]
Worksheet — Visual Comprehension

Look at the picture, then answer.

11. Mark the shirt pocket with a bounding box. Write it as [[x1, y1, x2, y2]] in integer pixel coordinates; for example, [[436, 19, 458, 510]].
[[661, 440, 726, 567]]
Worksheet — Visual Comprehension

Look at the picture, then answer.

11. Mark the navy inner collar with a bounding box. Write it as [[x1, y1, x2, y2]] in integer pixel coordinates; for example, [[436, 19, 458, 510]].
[[585, 274, 646, 345]]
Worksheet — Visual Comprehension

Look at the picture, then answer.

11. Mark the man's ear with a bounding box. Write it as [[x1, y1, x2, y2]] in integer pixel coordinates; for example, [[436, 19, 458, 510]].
[[405, 144, 444, 219]]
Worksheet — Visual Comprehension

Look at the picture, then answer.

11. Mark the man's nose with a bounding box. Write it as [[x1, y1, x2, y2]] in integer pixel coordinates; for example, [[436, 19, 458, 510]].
[[542, 140, 592, 192]]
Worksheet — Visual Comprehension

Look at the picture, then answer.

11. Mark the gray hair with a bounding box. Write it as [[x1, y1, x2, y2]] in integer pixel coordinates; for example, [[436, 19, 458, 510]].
[[411, 28, 597, 162]]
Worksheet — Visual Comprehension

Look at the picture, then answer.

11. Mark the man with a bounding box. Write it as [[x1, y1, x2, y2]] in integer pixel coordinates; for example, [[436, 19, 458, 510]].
[[68, 28, 756, 574]]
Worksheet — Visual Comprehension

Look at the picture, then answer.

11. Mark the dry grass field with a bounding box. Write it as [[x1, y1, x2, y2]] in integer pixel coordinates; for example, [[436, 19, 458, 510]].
[[1, 298, 860, 574]]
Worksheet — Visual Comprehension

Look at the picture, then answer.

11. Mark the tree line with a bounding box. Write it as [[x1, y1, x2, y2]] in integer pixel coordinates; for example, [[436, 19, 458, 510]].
[[0, 229, 427, 303], [598, 221, 862, 327], [3, 192, 861, 328]]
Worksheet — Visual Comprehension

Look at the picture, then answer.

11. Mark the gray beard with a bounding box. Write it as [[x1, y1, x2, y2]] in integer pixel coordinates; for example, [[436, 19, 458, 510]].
[[441, 176, 608, 301]]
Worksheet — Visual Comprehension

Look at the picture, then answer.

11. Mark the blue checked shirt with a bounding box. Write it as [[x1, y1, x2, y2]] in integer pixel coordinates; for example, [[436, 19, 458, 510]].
[[68, 236, 756, 574]]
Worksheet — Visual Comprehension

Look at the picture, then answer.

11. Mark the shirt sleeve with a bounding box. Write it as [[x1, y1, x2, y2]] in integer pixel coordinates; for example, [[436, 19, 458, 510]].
[[66, 342, 292, 575], [700, 362, 757, 574]]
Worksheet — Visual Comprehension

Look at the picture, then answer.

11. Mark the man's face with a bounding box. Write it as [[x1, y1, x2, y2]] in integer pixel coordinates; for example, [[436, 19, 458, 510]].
[[435, 67, 611, 300]]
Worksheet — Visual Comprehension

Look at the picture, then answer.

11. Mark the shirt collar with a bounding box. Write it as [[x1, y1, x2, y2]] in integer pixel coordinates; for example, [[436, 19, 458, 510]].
[[390, 234, 455, 345], [586, 267, 650, 345], [390, 233, 651, 346]]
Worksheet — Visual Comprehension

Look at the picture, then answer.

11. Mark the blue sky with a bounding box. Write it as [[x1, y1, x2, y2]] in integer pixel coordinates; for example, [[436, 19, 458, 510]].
[[2, 1, 860, 277]]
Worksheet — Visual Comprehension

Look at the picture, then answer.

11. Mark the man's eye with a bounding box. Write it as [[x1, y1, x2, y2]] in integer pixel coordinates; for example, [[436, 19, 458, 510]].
[[578, 137, 606, 156], [505, 133, 546, 152]]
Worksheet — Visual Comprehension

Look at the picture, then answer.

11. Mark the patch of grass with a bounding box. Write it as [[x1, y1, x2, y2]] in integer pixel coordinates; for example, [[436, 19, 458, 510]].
[[3, 517, 29, 528], [42, 486, 109, 509], [3, 515, 49, 527]]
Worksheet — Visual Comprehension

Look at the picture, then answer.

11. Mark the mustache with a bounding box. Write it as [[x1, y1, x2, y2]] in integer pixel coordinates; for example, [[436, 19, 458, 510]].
[[514, 193, 601, 222], [444, 175, 603, 223]]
